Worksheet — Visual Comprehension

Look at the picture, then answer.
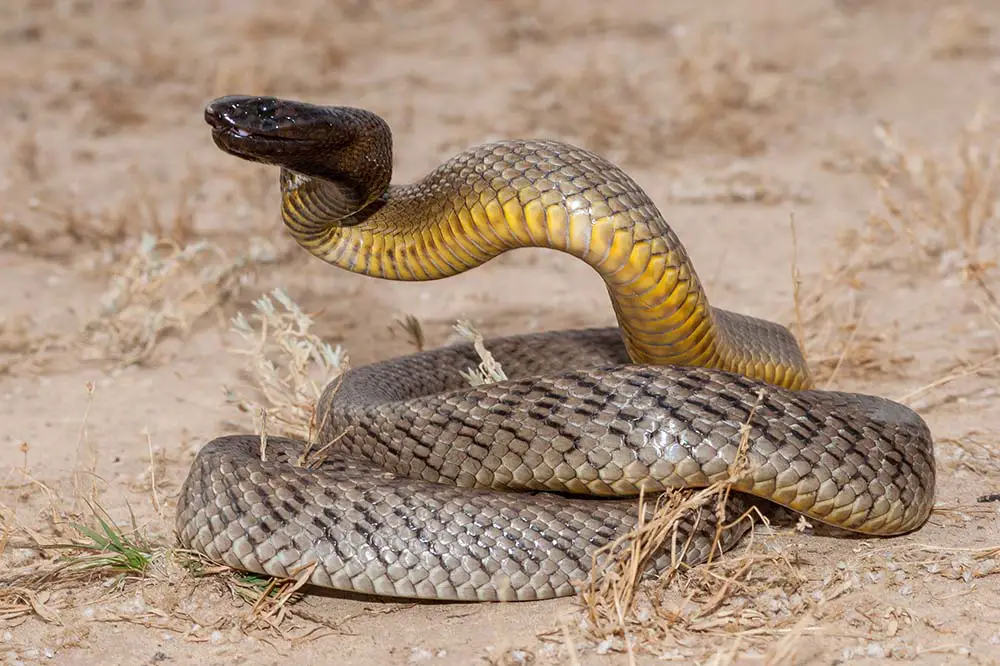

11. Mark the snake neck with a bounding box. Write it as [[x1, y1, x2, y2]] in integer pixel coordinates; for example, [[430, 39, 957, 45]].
[[279, 141, 811, 389]]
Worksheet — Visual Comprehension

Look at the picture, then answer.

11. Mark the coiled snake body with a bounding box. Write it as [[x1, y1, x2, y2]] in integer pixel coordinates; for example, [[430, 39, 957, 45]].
[[177, 96, 936, 602]]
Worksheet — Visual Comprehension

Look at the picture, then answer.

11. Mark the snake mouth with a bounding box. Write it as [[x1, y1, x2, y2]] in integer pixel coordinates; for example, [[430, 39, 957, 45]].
[[209, 124, 293, 163]]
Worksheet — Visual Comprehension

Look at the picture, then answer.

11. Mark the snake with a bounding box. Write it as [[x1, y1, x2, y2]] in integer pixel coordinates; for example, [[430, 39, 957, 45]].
[[176, 95, 936, 602]]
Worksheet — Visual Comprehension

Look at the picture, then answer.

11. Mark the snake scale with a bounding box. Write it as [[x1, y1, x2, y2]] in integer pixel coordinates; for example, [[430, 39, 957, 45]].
[[176, 96, 936, 602]]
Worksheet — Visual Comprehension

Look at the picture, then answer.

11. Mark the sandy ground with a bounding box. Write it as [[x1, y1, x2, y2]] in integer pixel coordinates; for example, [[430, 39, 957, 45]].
[[2, 1, 1000, 664]]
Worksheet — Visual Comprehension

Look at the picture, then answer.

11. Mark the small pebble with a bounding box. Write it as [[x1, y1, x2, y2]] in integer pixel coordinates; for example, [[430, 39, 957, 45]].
[[508, 650, 530, 664], [408, 647, 432, 663], [866, 642, 886, 658]]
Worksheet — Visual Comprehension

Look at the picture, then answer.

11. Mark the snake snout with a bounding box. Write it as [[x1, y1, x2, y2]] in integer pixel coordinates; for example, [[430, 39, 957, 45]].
[[205, 95, 328, 166], [205, 95, 290, 136]]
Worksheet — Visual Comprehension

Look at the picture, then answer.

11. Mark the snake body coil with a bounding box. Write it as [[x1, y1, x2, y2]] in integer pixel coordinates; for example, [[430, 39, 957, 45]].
[[177, 96, 936, 601]]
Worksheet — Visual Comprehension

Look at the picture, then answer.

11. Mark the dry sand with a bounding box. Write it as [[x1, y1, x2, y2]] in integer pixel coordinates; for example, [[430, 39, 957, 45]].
[[2, 1, 1000, 664]]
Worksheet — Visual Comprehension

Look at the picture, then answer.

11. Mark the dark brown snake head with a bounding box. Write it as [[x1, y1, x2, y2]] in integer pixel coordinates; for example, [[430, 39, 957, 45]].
[[205, 95, 393, 209]]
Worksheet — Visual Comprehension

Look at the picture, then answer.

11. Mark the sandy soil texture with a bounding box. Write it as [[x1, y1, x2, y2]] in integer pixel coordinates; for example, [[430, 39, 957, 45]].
[[3, 1, 1000, 664]]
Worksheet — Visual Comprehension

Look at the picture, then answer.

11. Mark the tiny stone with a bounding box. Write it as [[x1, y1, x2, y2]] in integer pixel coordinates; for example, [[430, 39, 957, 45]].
[[408, 647, 433, 663], [509, 649, 529, 664], [866, 642, 886, 658]]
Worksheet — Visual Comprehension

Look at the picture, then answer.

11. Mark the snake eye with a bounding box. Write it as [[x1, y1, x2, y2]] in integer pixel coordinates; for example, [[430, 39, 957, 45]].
[[257, 98, 277, 118]]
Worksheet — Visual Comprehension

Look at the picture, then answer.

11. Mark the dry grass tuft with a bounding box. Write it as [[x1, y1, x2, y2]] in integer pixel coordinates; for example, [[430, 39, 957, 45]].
[[0, 315, 60, 375], [390, 314, 427, 352], [575, 494, 812, 660], [0, 495, 165, 620], [502, 23, 785, 165], [788, 111, 1000, 385], [503, 65, 670, 168], [785, 223, 916, 387], [1, 170, 211, 262], [226, 288, 347, 442], [1, 198, 130, 261], [454, 319, 509, 386], [0, 475, 334, 639], [671, 23, 786, 156], [2, 234, 279, 374], [794, 271, 915, 386], [77, 234, 275, 367], [868, 111, 999, 279], [572, 391, 819, 658]]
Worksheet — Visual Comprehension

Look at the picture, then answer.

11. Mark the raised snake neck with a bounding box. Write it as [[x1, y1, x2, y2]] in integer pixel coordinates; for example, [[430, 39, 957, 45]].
[[177, 96, 936, 601], [207, 96, 811, 388]]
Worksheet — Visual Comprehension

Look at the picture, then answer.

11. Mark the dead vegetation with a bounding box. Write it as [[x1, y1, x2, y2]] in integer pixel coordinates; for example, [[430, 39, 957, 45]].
[[566, 391, 819, 661], [1, 233, 279, 374], [0, 287, 356, 645], [3, 0, 1000, 663], [0, 501, 340, 645], [669, 23, 786, 157], [868, 111, 999, 279], [501, 22, 787, 166], [226, 288, 347, 442], [3, 216, 999, 660], [788, 109, 1000, 389], [79, 235, 275, 367]]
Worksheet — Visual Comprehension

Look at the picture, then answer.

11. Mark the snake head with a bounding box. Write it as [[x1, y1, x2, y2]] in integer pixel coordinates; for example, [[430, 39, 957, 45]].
[[205, 95, 393, 206]]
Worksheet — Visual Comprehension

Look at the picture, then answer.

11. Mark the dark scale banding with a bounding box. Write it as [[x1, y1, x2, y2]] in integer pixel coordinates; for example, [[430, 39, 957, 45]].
[[302, 330, 936, 536], [183, 96, 938, 601]]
